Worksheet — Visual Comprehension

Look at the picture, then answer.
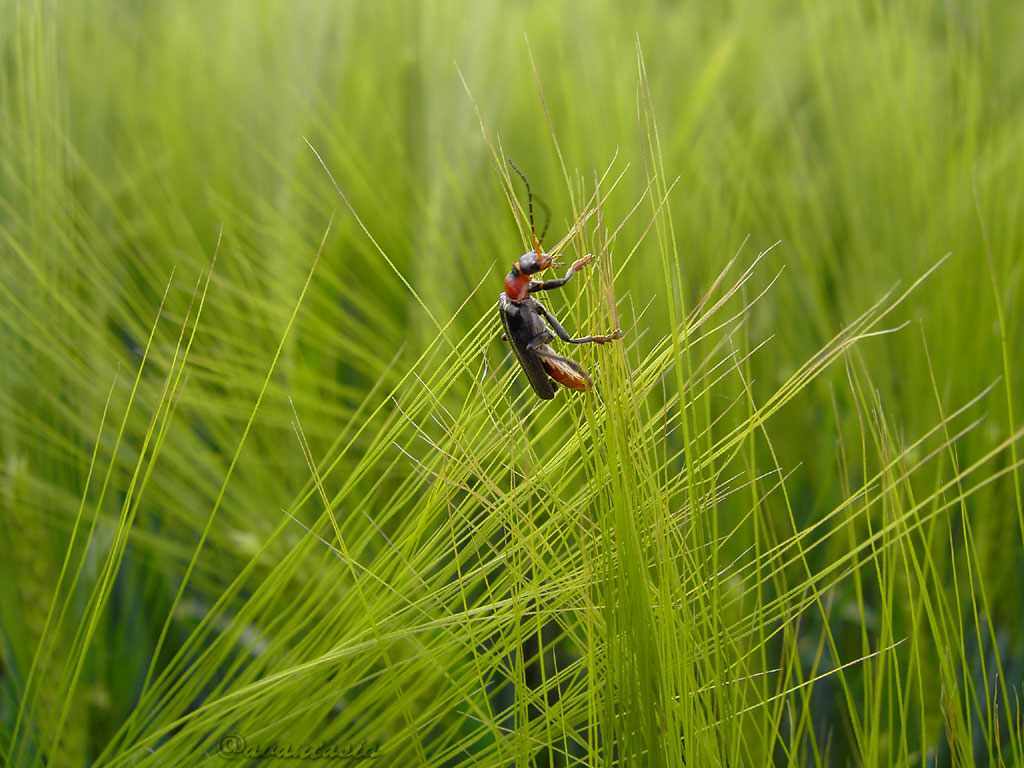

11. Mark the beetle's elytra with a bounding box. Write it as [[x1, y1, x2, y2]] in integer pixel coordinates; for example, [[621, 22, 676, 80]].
[[499, 159, 623, 400]]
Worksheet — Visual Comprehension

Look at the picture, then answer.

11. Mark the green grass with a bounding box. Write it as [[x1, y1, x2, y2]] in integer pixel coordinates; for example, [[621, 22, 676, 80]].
[[2, 1, 1023, 765]]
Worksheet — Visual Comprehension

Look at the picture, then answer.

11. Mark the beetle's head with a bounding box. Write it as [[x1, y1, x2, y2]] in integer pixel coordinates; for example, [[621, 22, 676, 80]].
[[517, 249, 553, 275]]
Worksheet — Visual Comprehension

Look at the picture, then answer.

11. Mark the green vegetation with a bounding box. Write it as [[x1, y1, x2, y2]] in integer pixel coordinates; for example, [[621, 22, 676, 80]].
[[2, 1, 1022, 765]]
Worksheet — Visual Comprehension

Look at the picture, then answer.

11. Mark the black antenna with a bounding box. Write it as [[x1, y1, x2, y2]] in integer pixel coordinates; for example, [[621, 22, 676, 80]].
[[507, 158, 550, 251], [536, 194, 551, 245]]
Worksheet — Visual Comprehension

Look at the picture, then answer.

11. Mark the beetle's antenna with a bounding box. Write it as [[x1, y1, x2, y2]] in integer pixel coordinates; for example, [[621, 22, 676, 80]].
[[508, 157, 548, 256], [536, 195, 551, 246]]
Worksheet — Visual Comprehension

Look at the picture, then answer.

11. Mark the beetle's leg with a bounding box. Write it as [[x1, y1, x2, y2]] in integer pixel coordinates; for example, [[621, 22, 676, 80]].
[[528, 254, 595, 293], [529, 342, 586, 370], [525, 330, 555, 350], [535, 302, 623, 345]]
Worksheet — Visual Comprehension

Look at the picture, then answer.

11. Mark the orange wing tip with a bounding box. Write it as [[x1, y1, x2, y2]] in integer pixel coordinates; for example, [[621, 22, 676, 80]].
[[541, 356, 592, 393]]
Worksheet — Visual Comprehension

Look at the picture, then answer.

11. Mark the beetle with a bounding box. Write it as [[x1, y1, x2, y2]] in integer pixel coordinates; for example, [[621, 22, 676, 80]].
[[499, 159, 623, 400]]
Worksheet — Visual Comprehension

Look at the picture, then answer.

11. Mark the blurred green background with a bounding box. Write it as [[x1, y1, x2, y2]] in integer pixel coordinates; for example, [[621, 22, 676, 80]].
[[2, 0, 1022, 765]]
